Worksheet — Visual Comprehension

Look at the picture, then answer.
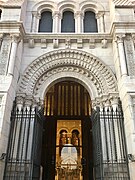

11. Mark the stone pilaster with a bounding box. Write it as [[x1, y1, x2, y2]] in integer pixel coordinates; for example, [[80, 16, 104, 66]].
[[7, 34, 21, 76], [116, 34, 128, 77]]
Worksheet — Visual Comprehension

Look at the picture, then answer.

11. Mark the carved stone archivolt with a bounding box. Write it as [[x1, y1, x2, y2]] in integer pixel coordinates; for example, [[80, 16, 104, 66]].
[[18, 49, 118, 98]]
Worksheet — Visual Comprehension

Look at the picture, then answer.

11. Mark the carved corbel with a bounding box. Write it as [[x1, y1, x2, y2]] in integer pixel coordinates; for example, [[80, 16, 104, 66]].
[[89, 39, 95, 49], [77, 39, 83, 49], [65, 39, 71, 49], [102, 39, 107, 48], [29, 39, 35, 48], [53, 39, 59, 48], [41, 39, 47, 49]]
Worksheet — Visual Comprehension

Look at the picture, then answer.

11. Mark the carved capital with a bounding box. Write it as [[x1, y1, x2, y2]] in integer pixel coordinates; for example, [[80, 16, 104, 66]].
[[10, 34, 21, 43], [16, 94, 25, 110], [32, 11, 41, 19], [96, 11, 104, 19], [115, 34, 125, 43], [52, 11, 61, 19], [24, 95, 34, 108], [74, 11, 84, 19]]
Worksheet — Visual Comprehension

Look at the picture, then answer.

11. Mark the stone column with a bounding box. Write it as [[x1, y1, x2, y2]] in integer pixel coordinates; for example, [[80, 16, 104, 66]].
[[53, 11, 61, 33], [32, 11, 41, 32], [116, 35, 128, 76], [96, 12, 105, 33], [74, 11, 83, 33], [7, 34, 20, 75]]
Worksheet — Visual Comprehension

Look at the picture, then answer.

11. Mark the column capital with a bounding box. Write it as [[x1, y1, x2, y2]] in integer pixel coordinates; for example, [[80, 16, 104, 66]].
[[52, 11, 61, 19], [32, 11, 41, 19], [115, 34, 126, 43], [74, 11, 84, 18], [10, 34, 21, 43], [95, 11, 104, 19]]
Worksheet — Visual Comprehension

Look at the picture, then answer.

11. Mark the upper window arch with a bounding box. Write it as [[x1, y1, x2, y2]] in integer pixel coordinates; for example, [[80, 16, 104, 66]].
[[83, 11, 98, 33], [38, 11, 53, 32], [61, 11, 75, 33]]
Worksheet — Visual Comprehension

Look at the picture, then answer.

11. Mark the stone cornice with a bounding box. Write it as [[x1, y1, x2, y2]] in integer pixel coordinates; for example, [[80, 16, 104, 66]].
[[0, 21, 25, 37], [110, 22, 135, 38]]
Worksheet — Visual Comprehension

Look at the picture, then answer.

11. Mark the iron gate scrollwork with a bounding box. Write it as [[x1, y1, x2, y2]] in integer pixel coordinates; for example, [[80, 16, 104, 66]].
[[3, 101, 44, 180], [92, 101, 130, 179]]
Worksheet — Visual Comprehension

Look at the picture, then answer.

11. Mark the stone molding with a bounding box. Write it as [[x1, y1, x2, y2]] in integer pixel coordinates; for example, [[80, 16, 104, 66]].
[[18, 49, 118, 97]]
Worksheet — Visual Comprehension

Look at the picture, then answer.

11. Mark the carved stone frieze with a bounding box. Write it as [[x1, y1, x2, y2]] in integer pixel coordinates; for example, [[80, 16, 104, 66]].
[[124, 34, 135, 77], [18, 49, 118, 97], [0, 34, 11, 75]]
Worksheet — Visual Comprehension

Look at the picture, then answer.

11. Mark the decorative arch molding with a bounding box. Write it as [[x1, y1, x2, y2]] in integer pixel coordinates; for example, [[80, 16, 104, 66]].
[[58, 0, 77, 14], [32, 0, 57, 14], [80, 0, 105, 14], [18, 49, 118, 99]]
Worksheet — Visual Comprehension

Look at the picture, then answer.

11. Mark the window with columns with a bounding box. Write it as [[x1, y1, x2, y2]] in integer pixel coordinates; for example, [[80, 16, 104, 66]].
[[83, 11, 98, 32], [61, 11, 75, 32], [38, 11, 53, 32]]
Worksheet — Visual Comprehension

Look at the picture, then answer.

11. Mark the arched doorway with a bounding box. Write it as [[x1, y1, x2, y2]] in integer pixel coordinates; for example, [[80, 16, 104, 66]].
[[42, 80, 93, 180]]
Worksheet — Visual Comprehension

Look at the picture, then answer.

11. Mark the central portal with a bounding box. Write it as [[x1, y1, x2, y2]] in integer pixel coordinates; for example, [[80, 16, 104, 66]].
[[41, 81, 93, 180]]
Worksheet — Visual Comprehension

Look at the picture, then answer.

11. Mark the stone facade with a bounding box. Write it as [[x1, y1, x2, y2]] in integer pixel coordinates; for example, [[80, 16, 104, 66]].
[[0, 0, 135, 179]]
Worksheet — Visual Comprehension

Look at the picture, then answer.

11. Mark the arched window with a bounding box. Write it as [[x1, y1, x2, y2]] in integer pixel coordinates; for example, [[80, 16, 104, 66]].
[[61, 11, 75, 32], [84, 11, 98, 32], [38, 11, 53, 32]]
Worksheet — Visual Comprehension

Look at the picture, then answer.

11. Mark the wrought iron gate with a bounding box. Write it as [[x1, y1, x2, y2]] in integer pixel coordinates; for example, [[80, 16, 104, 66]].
[[92, 101, 130, 179], [3, 101, 44, 180]]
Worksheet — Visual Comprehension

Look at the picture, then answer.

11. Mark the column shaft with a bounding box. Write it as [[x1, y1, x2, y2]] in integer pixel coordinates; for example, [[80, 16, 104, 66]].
[[8, 35, 20, 75], [117, 36, 128, 76]]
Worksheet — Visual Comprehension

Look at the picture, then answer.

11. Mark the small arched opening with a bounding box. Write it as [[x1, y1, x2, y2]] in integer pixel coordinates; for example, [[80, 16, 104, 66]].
[[38, 11, 53, 32], [61, 11, 75, 32], [84, 11, 98, 32]]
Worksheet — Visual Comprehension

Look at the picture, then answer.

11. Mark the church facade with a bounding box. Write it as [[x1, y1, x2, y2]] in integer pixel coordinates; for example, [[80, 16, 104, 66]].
[[0, 0, 135, 179]]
